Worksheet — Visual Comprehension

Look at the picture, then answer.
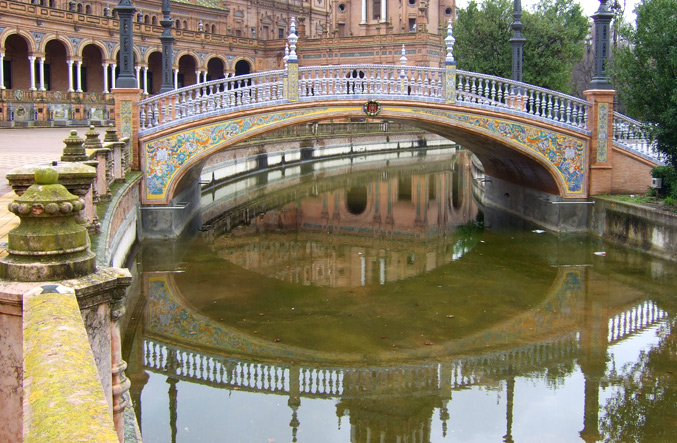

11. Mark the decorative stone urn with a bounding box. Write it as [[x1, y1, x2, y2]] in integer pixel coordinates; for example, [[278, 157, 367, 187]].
[[0, 167, 96, 281]]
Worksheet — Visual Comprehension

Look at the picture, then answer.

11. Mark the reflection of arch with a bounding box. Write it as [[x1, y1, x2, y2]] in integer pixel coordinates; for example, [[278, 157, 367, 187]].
[[142, 266, 586, 364], [346, 186, 368, 215]]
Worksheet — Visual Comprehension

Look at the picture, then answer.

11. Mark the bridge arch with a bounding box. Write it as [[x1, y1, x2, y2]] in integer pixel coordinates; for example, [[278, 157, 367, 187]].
[[140, 100, 587, 205]]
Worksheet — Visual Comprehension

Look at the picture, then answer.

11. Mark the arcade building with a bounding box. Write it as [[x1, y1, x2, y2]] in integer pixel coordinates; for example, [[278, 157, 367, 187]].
[[0, 0, 455, 126]]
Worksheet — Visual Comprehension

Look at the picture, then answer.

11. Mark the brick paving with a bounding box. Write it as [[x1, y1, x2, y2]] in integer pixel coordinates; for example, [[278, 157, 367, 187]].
[[0, 127, 90, 256]]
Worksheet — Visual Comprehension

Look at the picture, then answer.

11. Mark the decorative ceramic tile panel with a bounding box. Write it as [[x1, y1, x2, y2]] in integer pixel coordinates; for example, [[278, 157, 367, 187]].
[[409, 108, 587, 196], [596, 103, 609, 163], [144, 107, 330, 201]]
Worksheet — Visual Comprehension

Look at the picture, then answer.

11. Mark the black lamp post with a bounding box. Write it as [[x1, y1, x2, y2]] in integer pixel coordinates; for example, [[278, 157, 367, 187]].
[[159, 0, 175, 92], [113, 0, 137, 89], [590, 0, 614, 89], [510, 0, 526, 82]]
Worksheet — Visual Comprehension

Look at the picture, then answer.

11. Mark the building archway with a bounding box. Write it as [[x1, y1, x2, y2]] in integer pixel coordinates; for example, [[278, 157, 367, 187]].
[[3, 34, 31, 90], [82, 44, 104, 93], [206, 57, 225, 81], [43, 39, 68, 91], [234, 59, 251, 76], [177, 54, 197, 87], [147, 51, 163, 94]]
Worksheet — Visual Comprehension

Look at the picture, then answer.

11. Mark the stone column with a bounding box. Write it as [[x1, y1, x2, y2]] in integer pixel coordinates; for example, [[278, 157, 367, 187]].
[[28, 56, 37, 91], [38, 57, 46, 91], [111, 64, 117, 90], [0, 52, 5, 89], [173, 68, 179, 89], [103, 63, 110, 93], [380, 0, 386, 23], [67, 60, 75, 92], [143, 66, 149, 94], [76, 60, 83, 93], [361, 0, 367, 24], [135, 65, 142, 89]]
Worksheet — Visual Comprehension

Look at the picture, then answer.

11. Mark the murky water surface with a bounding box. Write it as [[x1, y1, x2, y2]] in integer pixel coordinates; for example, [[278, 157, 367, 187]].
[[123, 147, 677, 442]]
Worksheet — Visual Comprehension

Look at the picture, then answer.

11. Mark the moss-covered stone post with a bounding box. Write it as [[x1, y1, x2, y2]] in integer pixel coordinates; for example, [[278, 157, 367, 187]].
[[0, 167, 132, 441]]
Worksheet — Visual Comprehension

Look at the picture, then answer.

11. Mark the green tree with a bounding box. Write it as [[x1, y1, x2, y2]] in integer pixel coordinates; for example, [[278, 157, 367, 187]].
[[613, 0, 677, 167], [454, 0, 588, 94]]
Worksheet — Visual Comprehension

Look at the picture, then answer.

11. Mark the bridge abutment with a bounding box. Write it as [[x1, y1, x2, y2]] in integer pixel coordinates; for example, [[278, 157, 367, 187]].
[[482, 175, 592, 233], [585, 89, 616, 195], [113, 88, 142, 170]]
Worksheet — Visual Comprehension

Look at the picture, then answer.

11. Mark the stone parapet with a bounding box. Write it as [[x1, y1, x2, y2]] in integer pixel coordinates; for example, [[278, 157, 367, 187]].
[[22, 284, 118, 443]]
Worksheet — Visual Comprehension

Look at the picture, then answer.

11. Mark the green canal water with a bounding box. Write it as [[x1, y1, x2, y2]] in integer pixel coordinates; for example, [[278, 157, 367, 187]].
[[122, 147, 677, 442]]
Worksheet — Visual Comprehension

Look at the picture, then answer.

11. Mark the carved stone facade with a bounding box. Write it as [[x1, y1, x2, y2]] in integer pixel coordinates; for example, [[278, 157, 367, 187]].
[[0, 0, 454, 125]]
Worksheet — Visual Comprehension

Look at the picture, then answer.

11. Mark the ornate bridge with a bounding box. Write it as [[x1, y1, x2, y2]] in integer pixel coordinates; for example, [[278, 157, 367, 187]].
[[127, 21, 661, 206]]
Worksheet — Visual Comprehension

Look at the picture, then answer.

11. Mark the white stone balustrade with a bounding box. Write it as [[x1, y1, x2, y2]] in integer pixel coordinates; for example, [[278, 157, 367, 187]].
[[612, 112, 664, 164]]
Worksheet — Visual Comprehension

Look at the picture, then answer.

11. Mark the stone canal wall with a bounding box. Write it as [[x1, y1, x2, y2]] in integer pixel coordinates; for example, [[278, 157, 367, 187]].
[[590, 197, 677, 262]]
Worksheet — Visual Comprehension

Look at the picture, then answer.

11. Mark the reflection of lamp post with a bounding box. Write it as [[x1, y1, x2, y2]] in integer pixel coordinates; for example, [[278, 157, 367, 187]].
[[509, 0, 526, 82], [159, 0, 175, 93], [113, 0, 137, 88], [590, 0, 614, 89]]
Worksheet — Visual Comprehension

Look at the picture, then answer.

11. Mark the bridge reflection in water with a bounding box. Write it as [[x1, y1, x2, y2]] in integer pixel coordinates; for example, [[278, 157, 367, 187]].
[[122, 146, 676, 442]]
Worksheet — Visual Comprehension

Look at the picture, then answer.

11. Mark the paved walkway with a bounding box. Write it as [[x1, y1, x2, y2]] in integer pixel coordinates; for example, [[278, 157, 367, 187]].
[[0, 127, 88, 256]]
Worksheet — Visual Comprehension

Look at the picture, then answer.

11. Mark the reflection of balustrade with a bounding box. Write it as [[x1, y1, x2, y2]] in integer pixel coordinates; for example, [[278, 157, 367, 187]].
[[607, 301, 668, 344], [143, 296, 671, 401], [142, 333, 588, 399]]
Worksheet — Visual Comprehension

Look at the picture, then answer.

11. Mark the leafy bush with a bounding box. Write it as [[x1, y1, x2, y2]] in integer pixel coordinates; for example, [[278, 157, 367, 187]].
[[651, 165, 677, 198]]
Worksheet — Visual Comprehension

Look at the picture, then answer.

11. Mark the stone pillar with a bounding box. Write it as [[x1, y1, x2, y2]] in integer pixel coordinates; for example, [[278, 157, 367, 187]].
[[444, 20, 457, 105], [584, 89, 615, 195], [142, 66, 149, 94], [28, 56, 36, 91], [286, 18, 299, 102], [111, 64, 117, 90], [0, 52, 5, 89], [38, 57, 46, 91], [67, 60, 75, 92], [76, 60, 83, 93], [104, 124, 127, 182], [83, 125, 112, 203], [103, 63, 109, 93], [113, 88, 142, 170], [0, 167, 132, 441]]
